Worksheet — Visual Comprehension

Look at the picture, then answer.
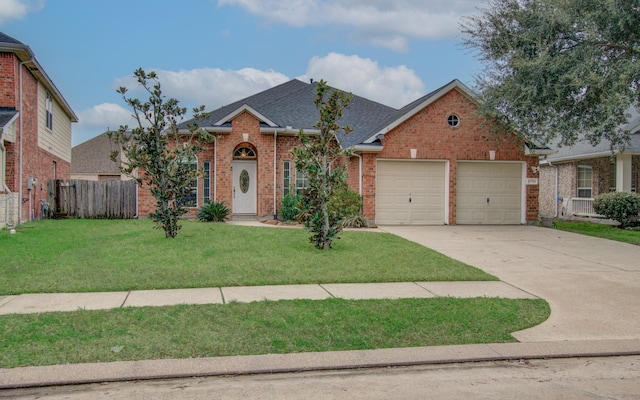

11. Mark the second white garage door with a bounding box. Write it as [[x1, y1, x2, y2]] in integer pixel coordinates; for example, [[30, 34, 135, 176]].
[[456, 162, 523, 224], [376, 160, 446, 225]]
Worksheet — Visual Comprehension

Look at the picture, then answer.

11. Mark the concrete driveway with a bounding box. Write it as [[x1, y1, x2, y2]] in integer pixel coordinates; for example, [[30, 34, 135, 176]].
[[380, 225, 640, 342]]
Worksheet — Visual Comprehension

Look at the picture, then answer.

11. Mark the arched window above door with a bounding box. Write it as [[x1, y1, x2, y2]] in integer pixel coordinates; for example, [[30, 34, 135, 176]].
[[233, 146, 257, 159]]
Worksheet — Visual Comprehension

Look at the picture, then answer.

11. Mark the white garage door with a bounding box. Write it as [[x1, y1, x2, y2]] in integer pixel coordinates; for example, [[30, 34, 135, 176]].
[[376, 160, 446, 225], [456, 162, 522, 224]]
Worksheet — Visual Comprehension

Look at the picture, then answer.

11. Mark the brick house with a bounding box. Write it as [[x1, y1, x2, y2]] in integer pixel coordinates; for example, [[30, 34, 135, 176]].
[[539, 110, 640, 219], [138, 79, 545, 225], [0, 32, 77, 228]]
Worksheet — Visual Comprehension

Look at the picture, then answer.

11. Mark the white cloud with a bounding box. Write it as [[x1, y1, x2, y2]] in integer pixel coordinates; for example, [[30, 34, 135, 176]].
[[218, 0, 478, 51], [74, 103, 135, 145], [300, 53, 424, 108], [113, 67, 289, 110], [0, 0, 44, 25], [77, 55, 424, 144]]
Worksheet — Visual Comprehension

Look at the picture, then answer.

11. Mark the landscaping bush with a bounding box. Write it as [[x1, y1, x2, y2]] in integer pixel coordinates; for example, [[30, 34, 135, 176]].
[[197, 201, 230, 222], [330, 187, 362, 217], [342, 213, 370, 228], [279, 192, 300, 222], [592, 191, 640, 228]]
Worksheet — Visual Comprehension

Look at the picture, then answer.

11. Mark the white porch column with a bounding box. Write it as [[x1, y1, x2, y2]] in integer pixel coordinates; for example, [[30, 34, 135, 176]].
[[616, 153, 633, 192]]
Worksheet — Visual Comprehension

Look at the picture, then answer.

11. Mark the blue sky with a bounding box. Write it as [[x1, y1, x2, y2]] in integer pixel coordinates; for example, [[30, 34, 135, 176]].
[[1, 0, 483, 145]]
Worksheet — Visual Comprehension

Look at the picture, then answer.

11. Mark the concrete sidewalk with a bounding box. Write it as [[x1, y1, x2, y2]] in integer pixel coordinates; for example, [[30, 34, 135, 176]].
[[0, 281, 537, 315]]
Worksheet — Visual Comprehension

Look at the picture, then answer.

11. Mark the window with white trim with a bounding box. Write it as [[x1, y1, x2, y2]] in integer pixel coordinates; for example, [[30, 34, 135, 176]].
[[632, 163, 638, 193], [577, 164, 592, 198], [283, 161, 291, 196], [203, 161, 210, 203], [45, 92, 53, 131], [295, 168, 308, 196], [609, 162, 616, 192], [179, 156, 198, 208]]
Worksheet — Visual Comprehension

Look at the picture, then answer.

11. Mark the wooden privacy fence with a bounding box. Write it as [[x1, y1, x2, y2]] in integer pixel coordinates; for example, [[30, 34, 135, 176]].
[[48, 179, 137, 219]]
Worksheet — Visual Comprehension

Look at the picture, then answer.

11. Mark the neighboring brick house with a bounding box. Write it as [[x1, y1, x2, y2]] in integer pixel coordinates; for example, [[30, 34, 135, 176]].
[[71, 131, 131, 181], [137, 79, 546, 225], [539, 110, 640, 218], [0, 32, 77, 228]]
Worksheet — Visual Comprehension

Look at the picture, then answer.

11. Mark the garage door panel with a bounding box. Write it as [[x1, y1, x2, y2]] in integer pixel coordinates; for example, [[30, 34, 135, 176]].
[[376, 161, 446, 225], [457, 162, 522, 225]]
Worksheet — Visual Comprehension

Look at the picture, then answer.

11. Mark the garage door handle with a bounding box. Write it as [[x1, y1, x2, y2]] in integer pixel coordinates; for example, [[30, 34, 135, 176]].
[[487, 197, 490, 204], [409, 193, 412, 203]]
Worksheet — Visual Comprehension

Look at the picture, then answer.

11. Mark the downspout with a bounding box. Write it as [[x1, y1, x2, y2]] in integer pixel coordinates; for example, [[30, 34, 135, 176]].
[[353, 153, 363, 195], [549, 161, 559, 218], [273, 130, 277, 219], [213, 135, 217, 201], [353, 153, 363, 214], [18, 60, 32, 224], [0, 136, 11, 229]]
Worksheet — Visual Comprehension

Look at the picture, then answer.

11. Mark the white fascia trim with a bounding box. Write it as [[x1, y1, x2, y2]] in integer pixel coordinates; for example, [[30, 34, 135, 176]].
[[214, 104, 278, 127], [177, 127, 232, 134], [539, 151, 621, 165], [0, 112, 20, 131], [364, 80, 478, 144], [353, 144, 383, 153]]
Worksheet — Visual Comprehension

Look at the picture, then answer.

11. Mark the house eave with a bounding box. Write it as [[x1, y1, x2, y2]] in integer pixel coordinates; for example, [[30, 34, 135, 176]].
[[353, 144, 383, 153], [214, 104, 278, 127], [539, 150, 640, 165], [524, 144, 557, 157], [1, 43, 78, 123]]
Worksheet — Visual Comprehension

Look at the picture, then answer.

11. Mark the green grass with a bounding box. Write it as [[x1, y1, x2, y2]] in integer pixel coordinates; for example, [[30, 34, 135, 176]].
[[553, 220, 640, 245], [0, 298, 550, 368], [0, 219, 495, 295]]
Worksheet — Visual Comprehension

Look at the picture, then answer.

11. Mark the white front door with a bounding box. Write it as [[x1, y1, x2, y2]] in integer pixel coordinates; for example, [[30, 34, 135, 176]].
[[232, 160, 257, 214]]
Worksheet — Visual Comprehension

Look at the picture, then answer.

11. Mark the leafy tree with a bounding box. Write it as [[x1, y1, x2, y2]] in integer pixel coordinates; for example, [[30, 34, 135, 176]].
[[292, 80, 353, 249], [110, 68, 211, 238], [462, 0, 640, 149]]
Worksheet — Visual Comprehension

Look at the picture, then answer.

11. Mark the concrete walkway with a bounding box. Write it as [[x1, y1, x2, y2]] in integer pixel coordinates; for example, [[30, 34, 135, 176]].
[[0, 281, 536, 315]]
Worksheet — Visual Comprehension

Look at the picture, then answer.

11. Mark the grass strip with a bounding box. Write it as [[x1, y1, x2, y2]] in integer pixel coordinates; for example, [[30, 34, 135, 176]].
[[553, 221, 640, 246], [0, 297, 550, 368], [0, 220, 495, 295]]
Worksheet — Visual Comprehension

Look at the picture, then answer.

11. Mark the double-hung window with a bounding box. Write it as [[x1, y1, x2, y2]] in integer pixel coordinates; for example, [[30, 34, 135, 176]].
[[45, 92, 53, 131], [203, 161, 211, 203], [179, 156, 198, 207], [283, 161, 308, 196], [577, 164, 593, 198]]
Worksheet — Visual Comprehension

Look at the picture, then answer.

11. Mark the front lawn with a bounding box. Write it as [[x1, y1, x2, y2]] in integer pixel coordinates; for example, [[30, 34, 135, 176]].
[[0, 297, 550, 368], [0, 219, 495, 295], [553, 220, 640, 245]]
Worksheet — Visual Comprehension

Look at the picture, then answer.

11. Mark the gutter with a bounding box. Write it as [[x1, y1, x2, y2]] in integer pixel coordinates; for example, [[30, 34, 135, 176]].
[[0, 132, 11, 228]]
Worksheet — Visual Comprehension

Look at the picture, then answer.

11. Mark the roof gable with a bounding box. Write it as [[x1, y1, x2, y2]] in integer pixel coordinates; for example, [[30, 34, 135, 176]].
[[214, 104, 278, 127], [363, 79, 477, 144]]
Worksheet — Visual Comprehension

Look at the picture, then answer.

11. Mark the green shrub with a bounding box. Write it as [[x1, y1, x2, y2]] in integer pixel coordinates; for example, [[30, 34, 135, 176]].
[[342, 213, 370, 228], [197, 201, 230, 222], [592, 192, 640, 228], [280, 192, 301, 222], [329, 187, 362, 217]]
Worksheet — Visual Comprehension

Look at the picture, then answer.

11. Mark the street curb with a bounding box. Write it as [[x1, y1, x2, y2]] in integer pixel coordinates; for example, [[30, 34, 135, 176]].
[[2, 339, 640, 390]]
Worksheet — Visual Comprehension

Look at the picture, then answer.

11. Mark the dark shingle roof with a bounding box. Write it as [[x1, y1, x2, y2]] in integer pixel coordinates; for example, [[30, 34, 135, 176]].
[[181, 79, 399, 149], [0, 108, 19, 128], [0, 32, 24, 46], [71, 132, 122, 175]]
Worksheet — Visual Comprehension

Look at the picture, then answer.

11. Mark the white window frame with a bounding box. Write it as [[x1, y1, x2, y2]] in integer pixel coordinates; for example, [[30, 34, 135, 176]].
[[45, 92, 53, 131], [577, 164, 593, 198]]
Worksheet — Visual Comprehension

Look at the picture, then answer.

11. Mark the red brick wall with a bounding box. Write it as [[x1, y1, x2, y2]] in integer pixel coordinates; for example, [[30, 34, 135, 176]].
[[363, 88, 539, 224], [137, 90, 540, 224], [1, 55, 72, 221]]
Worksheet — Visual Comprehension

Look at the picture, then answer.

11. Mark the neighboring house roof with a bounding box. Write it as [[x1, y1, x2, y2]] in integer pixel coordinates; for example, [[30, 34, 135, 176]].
[[0, 32, 78, 122], [0, 107, 19, 131], [541, 108, 640, 164], [71, 132, 122, 175]]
